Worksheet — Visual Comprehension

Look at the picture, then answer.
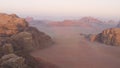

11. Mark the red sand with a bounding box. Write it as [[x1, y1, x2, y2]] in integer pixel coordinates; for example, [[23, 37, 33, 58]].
[[31, 27, 120, 68]]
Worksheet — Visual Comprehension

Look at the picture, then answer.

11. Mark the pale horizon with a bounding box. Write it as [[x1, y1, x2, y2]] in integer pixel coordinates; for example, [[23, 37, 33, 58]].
[[0, 0, 120, 20]]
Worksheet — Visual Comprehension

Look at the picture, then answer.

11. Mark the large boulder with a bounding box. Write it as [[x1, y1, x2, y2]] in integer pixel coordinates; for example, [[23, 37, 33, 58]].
[[0, 43, 43, 68], [92, 28, 120, 46], [0, 13, 28, 37], [0, 54, 28, 68], [10, 32, 34, 52], [25, 27, 54, 49]]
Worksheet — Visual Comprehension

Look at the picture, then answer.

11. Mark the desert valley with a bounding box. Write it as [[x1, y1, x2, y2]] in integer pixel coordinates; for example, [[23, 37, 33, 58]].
[[28, 15, 120, 68], [0, 12, 120, 68], [1, 0, 120, 68]]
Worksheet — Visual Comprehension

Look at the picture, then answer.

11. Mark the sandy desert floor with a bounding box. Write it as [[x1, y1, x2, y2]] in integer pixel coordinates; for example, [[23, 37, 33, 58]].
[[31, 27, 120, 68]]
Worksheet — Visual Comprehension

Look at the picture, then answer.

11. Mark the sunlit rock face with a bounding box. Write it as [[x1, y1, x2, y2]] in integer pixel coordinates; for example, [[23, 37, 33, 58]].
[[0, 13, 55, 68], [91, 28, 120, 46], [0, 13, 53, 51], [0, 13, 28, 37]]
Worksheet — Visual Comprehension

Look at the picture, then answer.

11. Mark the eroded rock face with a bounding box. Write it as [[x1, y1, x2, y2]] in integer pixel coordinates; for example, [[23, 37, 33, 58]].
[[0, 13, 28, 37], [25, 27, 54, 49], [0, 13, 53, 52], [11, 32, 34, 52], [0, 13, 55, 68], [0, 54, 28, 68], [9, 27, 54, 52], [92, 28, 120, 46], [2, 44, 14, 55]]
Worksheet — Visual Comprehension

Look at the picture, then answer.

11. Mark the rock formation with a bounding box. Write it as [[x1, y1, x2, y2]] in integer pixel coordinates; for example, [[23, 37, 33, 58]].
[[91, 28, 120, 46], [0, 54, 28, 68], [48, 17, 115, 30], [0, 13, 28, 37], [0, 13, 55, 68], [2, 44, 14, 55]]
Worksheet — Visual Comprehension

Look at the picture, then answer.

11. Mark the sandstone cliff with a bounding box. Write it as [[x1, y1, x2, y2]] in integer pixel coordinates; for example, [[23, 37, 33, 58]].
[[0, 13, 55, 68], [91, 28, 120, 46], [0, 13, 28, 37]]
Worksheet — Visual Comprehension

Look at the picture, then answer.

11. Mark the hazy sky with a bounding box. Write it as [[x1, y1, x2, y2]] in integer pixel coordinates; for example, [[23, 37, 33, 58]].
[[0, 0, 120, 20]]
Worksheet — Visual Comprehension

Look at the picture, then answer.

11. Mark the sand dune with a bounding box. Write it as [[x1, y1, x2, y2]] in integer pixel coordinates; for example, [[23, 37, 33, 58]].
[[31, 27, 120, 68]]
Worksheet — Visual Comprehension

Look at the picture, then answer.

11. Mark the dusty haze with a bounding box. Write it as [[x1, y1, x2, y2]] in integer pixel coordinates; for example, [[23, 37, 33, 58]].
[[31, 26, 120, 68]]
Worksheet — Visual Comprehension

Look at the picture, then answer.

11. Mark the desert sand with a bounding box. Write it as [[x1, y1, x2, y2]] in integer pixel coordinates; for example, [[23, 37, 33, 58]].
[[31, 27, 120, 68]]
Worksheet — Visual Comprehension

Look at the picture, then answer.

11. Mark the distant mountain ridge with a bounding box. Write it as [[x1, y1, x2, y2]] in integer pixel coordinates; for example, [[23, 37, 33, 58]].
[[47, 17, 117, 29]]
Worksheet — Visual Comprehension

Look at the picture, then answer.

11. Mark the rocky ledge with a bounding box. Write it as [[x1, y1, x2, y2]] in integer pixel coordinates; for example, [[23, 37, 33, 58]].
[[0, 13, 55, 68]]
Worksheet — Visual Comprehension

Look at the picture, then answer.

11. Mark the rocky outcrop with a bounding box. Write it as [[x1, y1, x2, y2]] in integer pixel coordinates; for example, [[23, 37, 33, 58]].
[[0, 13, 53, 51], [0, 42, 39, 68], [11, 32, 34, 52], [0, 13, 28, 37], [25, 27, 53, 49], [0, 54, 28, 68], [91, 28, 120, 46], [0, 13, 55, 68]]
